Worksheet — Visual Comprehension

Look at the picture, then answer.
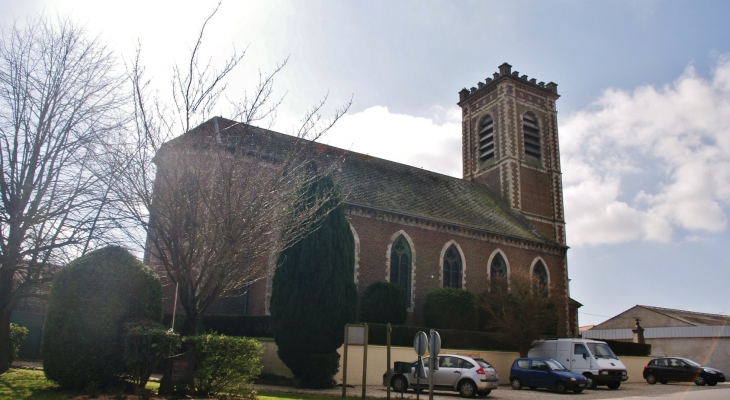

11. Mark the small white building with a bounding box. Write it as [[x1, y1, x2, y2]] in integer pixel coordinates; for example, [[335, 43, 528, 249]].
[[583, 305, 730, 374]]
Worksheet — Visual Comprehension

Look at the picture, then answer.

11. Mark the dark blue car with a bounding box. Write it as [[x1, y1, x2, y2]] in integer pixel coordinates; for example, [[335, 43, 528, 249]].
[[510, 358, 588, 394]]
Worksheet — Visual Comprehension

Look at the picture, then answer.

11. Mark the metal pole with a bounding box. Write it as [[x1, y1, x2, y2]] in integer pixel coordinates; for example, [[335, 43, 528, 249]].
[[428, 329, 434, 400], [342, 324, 349, 398], [170, 282, 179, 331], [386, 323, 391, 400], [362, 324, 368, 400]]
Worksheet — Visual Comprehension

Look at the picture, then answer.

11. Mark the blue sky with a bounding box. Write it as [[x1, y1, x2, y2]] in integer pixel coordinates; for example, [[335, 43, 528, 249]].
[[3, 0, 729, 325]]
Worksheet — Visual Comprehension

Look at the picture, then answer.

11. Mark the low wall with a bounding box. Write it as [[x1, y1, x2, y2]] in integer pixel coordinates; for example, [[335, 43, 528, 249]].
[[258, 339, 654, 386]]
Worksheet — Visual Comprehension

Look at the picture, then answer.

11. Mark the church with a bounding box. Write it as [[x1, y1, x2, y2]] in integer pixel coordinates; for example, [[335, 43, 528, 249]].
[[166, 63, 579, 337]]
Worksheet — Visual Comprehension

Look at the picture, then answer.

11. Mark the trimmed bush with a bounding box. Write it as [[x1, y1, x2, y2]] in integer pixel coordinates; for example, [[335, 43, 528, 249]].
[[8, 323, 29, 367], [366, 323, 516, 352], [359, 282, 408, 325], [424, 288, 478, 331], [270, 172, 358, 388], [604, 339, 651, 356], [184, 334, 262, 397], [42, 246, 162, 389], [123, 319, 181, 388]]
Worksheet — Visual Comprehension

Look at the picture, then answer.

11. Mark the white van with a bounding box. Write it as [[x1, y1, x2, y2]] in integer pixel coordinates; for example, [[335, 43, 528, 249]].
[[528, 338, 628, 389]]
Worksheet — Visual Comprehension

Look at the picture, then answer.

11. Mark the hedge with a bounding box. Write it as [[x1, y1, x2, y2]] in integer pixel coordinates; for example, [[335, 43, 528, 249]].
[[423, 288, 478, 331], [359, 282, 408, 325], [603, 339, 651, 357], [366, 323, 517, 352], [163, 315, 273, 337]]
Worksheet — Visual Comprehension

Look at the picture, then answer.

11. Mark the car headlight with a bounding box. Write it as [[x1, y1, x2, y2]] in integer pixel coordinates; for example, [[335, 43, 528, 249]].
[[570, 377, 576, 382], [600, 370, 608, 375], [704, 369, 716, 374], [622, 371, 627, 376]]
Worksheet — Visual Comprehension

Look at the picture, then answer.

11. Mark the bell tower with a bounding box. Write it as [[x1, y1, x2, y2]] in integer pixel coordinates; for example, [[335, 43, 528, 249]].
[[457, 63, 565, 244]]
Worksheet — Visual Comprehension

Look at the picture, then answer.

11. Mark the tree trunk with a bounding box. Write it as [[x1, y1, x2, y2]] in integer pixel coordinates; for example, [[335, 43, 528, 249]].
[[181, 312, 200, 336], [0, 310, 11, 374], [519, 343, 530, 358]]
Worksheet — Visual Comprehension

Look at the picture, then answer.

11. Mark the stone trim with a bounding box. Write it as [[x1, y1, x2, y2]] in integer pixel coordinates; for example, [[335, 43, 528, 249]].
[[385, 230, 417, 312], [349, 222, 361, 284], [346, 203, 566, 256]]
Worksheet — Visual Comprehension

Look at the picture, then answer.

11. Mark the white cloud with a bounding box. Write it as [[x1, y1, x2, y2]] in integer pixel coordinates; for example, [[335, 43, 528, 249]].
[[320, 105, 463, 177], [562, 57, 730, 246]]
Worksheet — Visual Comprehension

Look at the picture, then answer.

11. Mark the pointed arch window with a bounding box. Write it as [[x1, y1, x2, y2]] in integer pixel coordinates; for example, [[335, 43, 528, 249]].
[[533, 261, 548, 289], [443, 245, 463, 289], [523, 113, 541, 160], [479, 115, 495, 163], [490, 253, 506, 278], [390, 236, 412, 303]]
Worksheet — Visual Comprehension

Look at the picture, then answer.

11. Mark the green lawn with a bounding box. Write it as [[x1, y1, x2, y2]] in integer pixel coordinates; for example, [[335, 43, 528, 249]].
[[0, 369, 369, 400]]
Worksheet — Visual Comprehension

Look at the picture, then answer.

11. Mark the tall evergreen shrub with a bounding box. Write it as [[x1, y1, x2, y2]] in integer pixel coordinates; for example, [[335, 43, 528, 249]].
[[359, 281, 408, 325], [424, 287, 478, 331], [42, 246, 162, 389], [270, 171, 358, 388]]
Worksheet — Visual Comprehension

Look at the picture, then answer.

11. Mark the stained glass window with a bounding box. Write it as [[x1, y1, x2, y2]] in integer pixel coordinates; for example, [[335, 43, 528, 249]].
[[390, 236, 412, 303], [533, 261, 548, 287], [443, 245, 462, 289]]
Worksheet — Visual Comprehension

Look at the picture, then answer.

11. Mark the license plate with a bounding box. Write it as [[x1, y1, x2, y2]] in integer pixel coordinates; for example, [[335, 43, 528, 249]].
[[577, 383, 585, 387]]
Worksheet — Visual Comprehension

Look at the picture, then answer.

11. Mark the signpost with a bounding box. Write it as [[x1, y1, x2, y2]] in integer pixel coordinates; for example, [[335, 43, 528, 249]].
[[428, 330, 441, 400], [342, 323, 368, 399], [413, 331, 428, 400]]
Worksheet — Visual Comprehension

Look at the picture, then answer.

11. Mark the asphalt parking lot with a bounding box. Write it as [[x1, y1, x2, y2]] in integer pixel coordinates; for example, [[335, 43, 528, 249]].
[[255, 382, 730, 399]]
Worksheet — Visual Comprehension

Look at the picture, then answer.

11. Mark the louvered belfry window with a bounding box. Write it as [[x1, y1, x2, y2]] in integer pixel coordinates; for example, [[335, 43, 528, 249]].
[[478, 115, 495, 163], [523, 113, 541, 160], [390, 236, 412, 303]]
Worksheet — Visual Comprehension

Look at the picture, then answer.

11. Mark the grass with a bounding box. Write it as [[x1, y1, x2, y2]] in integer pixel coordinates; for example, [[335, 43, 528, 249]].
[[0, 369, 370, 400]]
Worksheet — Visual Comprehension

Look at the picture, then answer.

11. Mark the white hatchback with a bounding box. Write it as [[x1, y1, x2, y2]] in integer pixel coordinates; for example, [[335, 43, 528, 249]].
[[383, 354, 499, 398]]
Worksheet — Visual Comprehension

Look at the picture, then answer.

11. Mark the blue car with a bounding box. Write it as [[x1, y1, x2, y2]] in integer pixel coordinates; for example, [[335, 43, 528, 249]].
[[510, 358, 588, 394]]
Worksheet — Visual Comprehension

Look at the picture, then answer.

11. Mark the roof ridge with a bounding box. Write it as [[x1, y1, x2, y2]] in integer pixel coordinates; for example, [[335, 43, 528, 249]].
[[640, 305, 730, 320]]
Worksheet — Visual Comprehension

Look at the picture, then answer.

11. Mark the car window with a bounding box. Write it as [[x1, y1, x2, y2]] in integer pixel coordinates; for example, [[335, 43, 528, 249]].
[[531, 360, 548, 371], [517, 360, 529, 369], [668, 359, 685, 367], [574, 344, 588, 356], [413, 358, 430, 368], [546, 359, 567, 371], [655, 359, 668, 366], [440, 356, 460, 368], [683, 359, 701, 367], [474, 359, 492, 369], [459, 359, 475, 369]]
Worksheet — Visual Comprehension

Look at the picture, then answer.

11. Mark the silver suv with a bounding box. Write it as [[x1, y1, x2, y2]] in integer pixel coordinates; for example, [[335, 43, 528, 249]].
[[383, 354, 499, 397]]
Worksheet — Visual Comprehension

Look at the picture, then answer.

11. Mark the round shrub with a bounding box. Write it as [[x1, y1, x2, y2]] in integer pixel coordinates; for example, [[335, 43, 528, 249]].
[[42, 246, 162, 389], [359, 281, 407, 325], [423, 288, 478, 331]]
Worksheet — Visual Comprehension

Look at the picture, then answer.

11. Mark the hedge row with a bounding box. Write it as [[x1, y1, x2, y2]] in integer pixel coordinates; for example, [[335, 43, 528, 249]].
[[163, 315, 274, 338], [603, 339, 651, 357], [160, 315, 650, 356]]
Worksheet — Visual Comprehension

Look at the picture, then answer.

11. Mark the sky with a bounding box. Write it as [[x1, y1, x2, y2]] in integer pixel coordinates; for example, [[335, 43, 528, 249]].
[[2, 0, 729, 326]]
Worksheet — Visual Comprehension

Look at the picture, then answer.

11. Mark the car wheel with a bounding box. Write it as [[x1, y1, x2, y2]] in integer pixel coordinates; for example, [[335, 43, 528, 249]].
[[584, 374, 597, 389], [695, 375, 706, 386], [511, 378, 522, 390], [707, 381, 717, 386], [607, 382, 621, 390], [646, 373, 657, 384], [477, 389, 491, 397], [573, 389, 584, 394], [555, 381, 568, 394], [391, 375, 408, 392], [458, 380, 477, 398]]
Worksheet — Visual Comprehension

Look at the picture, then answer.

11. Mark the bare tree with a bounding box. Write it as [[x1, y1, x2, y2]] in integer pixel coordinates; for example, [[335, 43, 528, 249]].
[[0, 17, 125, 371], [479, 269, 558, 357], [108, 5, 350, 335]]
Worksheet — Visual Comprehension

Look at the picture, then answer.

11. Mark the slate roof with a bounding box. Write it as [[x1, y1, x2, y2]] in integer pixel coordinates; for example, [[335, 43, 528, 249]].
[[175, 117, 560, 247]]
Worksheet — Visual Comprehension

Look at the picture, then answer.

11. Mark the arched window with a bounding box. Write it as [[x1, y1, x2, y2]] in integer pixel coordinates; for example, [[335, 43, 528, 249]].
[[390, 235, 412, 303], [443, 245, 463, 289], [523, 113, 541, 160], [490, 253, 506, 278], [478, 115, 495, 163], [533, 261, 548, 288]]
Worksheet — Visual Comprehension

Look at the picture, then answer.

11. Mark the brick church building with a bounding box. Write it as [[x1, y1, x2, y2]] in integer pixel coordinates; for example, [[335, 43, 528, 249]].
[[160, 63, 580, 337]]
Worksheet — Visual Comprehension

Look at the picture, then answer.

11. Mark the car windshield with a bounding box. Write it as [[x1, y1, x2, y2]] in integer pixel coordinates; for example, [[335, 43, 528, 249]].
[[474, 359, 492, 369], [682, 359, 701, 367], [546, 359, 567, 371], [587, 343, 618, 359]]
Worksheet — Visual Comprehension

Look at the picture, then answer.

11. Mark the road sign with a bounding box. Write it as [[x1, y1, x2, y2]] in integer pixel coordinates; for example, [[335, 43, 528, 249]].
[[429, 330, 441, 357], [414, 331, 428, 356]]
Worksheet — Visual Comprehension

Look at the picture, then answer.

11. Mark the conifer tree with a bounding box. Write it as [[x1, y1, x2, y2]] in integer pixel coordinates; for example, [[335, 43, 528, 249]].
[[270, 170, 357, 388]]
